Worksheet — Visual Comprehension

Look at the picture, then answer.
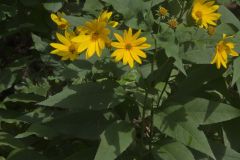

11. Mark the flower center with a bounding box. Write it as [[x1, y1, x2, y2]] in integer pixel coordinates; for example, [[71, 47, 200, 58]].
[[168, 18, 178, 29], [92, 32, 99, 40], [125, 43, 132, 50], [159, 7, 168, 16], [69, 44, 76, 53], [59, 23, 67, 29], [195, 11, 202, 19]]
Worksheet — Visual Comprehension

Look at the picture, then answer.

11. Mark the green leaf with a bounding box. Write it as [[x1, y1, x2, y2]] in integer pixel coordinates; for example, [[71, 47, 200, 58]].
[[232, 57, 240, 85], [94, 121, 133, 160], [4, 93, 44, 103], [0, 4, 17, 21], [64, 15, 88, 27], [15, 124, 58, 139], [154, 109, 215, 159], [219, 6, 240, 30], [7, 149, 47, 160], [153, 141, 195, 160], [31, 33, 48, 52], [182, 47, 214, 64], [210, 141, 240, 160], [166, 97, 240, 125], [173, 65, 221, 97], [0, 69, 16, 93], [83, 0, 103, 13], [64, 148, 96, 160], [165, 43, 186, 75], [223, 118, 240, 152], [102, 0, 145, 19], [45, 111, 110, 139], [43, 1, 63, 12], [19, 0, 40, 7], [0, 132, 26, 149], [39, 81, 122, 110]]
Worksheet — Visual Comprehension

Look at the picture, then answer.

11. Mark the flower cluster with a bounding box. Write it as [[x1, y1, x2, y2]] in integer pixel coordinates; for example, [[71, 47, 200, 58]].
[[50, 0, 239, 69], [191, 0, 239, 69], [50, 11, 151, 68]]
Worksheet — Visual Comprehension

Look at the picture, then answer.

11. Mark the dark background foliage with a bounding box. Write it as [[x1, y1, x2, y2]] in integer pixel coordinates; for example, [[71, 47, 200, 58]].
[[1, 0, 240, 160]]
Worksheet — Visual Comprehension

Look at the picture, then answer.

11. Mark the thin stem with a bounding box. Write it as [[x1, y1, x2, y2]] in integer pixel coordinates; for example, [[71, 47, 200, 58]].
[[156, 77, 169, 108], [149, 33, 158, 150], [141, 92, 149, 147]]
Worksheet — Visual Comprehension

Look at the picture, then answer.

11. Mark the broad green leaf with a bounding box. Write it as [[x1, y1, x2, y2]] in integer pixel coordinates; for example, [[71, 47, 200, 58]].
[[39, 81, 122, 110], [153, 141, 195, 160], [83, 0, 103, 13], [216, 23, 238, 35], [219, 6, 240, 30], [64, 15, 88, 26], [16, 78, 50, 97], [210, 141, 240, 160], [45, 111, 110, 139], [43, 1, 63, 12], [31, 33, 48, 52], [4, 93, 44, 103], [102, 0, 145, 19], [223, 118, 240, 152], [154, 110, 215, 159], [19, 0, 40, 7], [15, 124, 58, 139], [172, 97, 240, 125], [182, 47, 214, 64], [64, 148, 96, 160], [232, 57, 240, 85], [7, 149, 47, 160], [157, 23, 186, 75], [0, 4, 17, 21], [0, 156, 5, 160], [0, 132, 25, 149], [0, 69, 16, 93], [94, 121, 133, 160], [173, 65, 221, 97]]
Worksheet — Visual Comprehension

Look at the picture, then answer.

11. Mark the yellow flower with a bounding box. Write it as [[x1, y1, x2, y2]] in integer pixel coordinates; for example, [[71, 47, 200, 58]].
[[72, 20, 110, 59], [191, 0, 221, 29], [211, 34, 239, 69], [98, 10, 118, 27], [51, 12, 70, 30], [167, 18, 178, 29], [157, 6, 168, 18], [50, 31, 80, 61], [111, 28, 151, 68]]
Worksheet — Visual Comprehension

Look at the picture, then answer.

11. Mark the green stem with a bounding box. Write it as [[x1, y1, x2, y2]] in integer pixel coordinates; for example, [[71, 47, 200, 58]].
[[141, 91, 149, 147], [149, 34, 158, 150]]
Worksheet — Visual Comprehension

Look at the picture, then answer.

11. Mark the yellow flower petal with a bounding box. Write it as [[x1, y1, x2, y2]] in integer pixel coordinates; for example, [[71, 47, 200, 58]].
[[111, 42, 124, 48], [56, 32, 71, 46], [50, 43, 68, 51]]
